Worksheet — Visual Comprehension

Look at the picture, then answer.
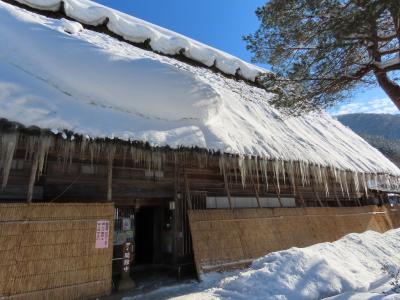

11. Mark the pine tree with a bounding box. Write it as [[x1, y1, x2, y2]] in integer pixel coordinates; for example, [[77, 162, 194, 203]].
[[244, 0, 400, 114]]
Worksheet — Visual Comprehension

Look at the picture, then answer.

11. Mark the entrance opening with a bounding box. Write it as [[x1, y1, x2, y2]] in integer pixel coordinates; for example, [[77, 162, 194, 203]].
[[112, 203, 197, 292], [135, 206, 155, 264]]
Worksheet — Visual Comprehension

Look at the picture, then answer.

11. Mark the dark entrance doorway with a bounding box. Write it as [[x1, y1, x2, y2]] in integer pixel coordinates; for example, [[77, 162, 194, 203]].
[[135, 206, 155, 264], [113, 202, 197, 292]]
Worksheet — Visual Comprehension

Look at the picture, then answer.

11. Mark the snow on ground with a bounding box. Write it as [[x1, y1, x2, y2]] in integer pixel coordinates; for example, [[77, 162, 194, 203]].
[[0, 1, 399, 176], [124, 229, 400, 300]]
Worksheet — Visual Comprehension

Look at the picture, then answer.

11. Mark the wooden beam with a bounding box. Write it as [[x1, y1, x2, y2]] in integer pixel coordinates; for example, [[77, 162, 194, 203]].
[[107, 147, 115, 202]]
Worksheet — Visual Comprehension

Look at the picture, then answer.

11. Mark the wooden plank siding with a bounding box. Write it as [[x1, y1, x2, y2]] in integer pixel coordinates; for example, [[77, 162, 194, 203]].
[[0, 144, 375, 207]]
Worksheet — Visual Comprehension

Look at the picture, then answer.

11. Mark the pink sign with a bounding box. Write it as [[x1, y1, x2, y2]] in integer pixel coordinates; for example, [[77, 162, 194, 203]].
[[95, 220, 110, 249]]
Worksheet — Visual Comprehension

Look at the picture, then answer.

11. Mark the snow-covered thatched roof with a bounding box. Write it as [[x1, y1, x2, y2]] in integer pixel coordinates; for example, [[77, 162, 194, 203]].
[[13, 0, 266, 82], [0, 0, 399, 178]]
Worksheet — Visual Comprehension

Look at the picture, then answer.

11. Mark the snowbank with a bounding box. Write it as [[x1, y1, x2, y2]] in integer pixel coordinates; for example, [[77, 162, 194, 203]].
[[125, 229, 400, 300], [0, 1, 399, 177]]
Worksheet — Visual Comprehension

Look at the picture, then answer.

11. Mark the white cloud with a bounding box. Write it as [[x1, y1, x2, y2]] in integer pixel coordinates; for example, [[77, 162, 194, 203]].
[[332, 98, 399, 115]]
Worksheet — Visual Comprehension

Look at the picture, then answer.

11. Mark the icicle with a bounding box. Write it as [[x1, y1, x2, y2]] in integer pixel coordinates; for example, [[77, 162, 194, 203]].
[[89, 142, 96, 171], [247, 156, 253, 187], [273, 160, 280, 194], [359, 173, 367, 197], [372, 173, 378, 191], [311, 165, 318, 188], [37, 135, 52, 176], [218, 155, 224, 175], [352, 171, 360, 194], [68, 140, 75, 172], [343, 171, 350, 199], [233, 156, 238, 184], [332, 167, 340, 195], [25, 135, 38, 162], [151, 151, 162, 171], [260, 158, 268, 191], [80, 136, 88, 160], [305, 162, 310, 186], [0, 132, 19, 190], [238, 155, 246, 188], [316, 165, 323, 187], [219, 155, 228, 187], [299, 161, 306, 187], [385, 174, 390, 190], [254, 156, 260, 189], [130, 147, 136, 166], [321, 167, 329, 196], [337, 169, 345, 197], [288, 160, 296, 195]]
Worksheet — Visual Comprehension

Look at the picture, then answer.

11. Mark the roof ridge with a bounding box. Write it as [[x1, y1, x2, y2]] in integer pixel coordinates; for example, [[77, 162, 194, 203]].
[[9, 0, 268, 84]]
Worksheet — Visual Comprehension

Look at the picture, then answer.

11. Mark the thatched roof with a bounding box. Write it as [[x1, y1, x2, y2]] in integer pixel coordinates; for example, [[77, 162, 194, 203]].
[[10, 0, 266, 82], [0, 0, 399, 178]]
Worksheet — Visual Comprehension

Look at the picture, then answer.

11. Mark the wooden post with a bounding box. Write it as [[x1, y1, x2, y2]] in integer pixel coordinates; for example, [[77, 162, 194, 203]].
[[107, 161, 112, 201], [172, 158, 178, 263], [250, 175, 261, 208], [107, 147, 115, 202], [27, 150, 39, 203], [184, 169, 192, 209]]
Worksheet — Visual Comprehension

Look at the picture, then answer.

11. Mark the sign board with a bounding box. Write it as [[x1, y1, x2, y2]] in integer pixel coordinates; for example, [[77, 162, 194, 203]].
[[95, 220, 110, 249], [123, 242, 132, 272]]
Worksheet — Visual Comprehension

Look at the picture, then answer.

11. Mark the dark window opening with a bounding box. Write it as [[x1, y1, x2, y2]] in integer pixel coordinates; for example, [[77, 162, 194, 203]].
[[135, 206, 155, 264]]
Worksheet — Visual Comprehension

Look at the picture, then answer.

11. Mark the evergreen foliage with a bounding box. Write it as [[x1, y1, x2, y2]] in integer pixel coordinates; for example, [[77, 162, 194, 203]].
[[244, 0, 400, 114]]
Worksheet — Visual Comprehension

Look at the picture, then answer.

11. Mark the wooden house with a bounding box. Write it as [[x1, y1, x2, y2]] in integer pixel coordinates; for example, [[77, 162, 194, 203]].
[[0, 0, 400, 298]]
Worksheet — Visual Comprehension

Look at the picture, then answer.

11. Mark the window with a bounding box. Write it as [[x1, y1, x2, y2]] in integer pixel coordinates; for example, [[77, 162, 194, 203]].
[[205, 196, 296, 209]]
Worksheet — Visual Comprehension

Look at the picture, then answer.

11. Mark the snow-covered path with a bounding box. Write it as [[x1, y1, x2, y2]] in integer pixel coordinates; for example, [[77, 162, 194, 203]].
[[124, 229, 400, 300]]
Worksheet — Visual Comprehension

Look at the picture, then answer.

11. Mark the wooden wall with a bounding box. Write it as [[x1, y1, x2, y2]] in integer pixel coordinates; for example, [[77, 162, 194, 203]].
[[1, 143, 372, 207], [0, 203, 114, 300], [189, 205, 400, 275]]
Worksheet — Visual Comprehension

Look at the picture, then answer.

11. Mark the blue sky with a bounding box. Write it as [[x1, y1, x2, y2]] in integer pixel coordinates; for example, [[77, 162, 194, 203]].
[[95, 0, 398, 115]]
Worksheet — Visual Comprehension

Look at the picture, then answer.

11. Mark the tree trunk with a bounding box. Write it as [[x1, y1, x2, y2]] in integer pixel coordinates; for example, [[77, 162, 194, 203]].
[[374, 71, 400, 110], [369, 16, 400, 111]]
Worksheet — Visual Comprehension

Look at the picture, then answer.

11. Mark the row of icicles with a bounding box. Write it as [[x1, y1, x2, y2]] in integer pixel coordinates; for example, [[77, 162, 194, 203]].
[[0, 131, 399, 197]]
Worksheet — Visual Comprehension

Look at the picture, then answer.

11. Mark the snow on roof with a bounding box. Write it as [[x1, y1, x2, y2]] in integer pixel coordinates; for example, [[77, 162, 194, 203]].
[[0, 0, 399, 177], [12, 0, 266, 82]]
